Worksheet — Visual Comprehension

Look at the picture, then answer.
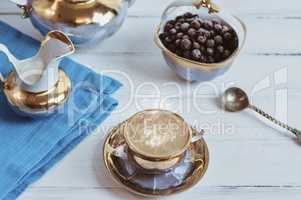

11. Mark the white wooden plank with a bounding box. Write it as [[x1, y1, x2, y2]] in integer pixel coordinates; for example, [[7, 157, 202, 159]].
[[23, 121, 300, 189], [2, 0, 301, 15], [19, 187, 301, 200], [69, 53, 301, 91], [0, 15, 300, 56]]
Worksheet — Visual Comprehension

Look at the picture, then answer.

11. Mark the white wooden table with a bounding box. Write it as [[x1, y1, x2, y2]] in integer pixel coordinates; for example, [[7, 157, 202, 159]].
[[1, 0, 301, 199]]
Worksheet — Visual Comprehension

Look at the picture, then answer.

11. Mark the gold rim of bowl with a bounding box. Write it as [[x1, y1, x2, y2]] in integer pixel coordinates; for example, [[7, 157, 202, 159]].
[[154, 15, 247, 71]]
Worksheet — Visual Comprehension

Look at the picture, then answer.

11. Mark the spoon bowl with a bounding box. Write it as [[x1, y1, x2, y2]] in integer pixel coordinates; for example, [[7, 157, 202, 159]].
[[222, 87, 301, 142], [222, 87, 250, 112]]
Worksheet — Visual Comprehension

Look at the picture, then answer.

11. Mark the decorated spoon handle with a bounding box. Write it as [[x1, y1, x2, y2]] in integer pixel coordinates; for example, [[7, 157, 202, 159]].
[[249, 104, 301, 142]]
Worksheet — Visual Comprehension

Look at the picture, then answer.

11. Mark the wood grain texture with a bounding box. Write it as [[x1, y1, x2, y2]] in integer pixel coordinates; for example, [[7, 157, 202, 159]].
[[2, 0, 301, 15], [0, 0, 300, 199]]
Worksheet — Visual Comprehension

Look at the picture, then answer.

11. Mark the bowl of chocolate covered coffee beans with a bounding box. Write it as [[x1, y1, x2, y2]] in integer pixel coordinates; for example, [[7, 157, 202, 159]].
[[155, 0, 247, 82]]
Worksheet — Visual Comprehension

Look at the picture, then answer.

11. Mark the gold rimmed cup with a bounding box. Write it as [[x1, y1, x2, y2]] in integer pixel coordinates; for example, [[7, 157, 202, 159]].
[[103, 109, 209, 196], [123, 109, 198, 171]]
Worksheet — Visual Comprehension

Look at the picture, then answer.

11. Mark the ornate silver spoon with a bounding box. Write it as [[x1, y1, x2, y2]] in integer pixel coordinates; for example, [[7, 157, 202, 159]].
[[222, 87, 301, 142]]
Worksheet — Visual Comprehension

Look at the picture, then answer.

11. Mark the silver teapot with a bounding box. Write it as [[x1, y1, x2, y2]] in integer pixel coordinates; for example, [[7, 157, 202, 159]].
[[9, 0, 135, 48]]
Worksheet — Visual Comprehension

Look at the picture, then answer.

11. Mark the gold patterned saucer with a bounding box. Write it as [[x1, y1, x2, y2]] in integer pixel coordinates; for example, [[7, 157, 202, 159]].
[[103, 120, 209, 196]]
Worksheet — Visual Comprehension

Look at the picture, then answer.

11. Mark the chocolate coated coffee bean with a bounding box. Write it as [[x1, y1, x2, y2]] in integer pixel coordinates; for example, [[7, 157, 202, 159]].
[[159, 13, 239, 63], [169, 28, 177, 35], [192, 49, 202, 60], [214, 23, 223, 33], [184, 12, 194, 18], [175, 25, 181, 30], [197, 35, 207, 44], [206, 39, 215, 48], [191, 20, 201, 29], [204, 20, 213, 29], [193, 42, 201, 49], [165, 36, 173, 43], [187, 28, 197, 37], [200, 55, 207, 63], [167, 20, 176, 25], [164, 23, 173, 32], [176, 16, 183, 21], [185, 18, 194, 23], [199, 19, 205, 25], [180, 22, 190, 32], [222, 25, 230, 33], [214, 35, 223, 44], [198, 28, 211, 38], [206, 48, 214, 56], [212, 19, 220, 24], [159, 32, 167, 40], [176, 32, 184, 39], [224, 50, 231, 58], [175, 39, 181, 47], [181, 39, 192, 50], [223, 32, 232, 40], [182, 35, 190, 40], [169, 43, 177, 50], [200, 46, 206, 53], [217, 45, 224, 53]]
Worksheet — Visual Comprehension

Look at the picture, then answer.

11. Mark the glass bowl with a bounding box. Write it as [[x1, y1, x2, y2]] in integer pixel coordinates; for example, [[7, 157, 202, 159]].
[[155, 0, 247, 82]]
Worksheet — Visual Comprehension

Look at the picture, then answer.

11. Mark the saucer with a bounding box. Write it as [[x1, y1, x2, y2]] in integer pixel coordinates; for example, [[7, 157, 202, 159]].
[[103, 122, 209, 196]]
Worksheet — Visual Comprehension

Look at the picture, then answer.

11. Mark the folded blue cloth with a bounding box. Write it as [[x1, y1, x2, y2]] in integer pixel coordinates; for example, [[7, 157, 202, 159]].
[[0, 21, 122, 200]]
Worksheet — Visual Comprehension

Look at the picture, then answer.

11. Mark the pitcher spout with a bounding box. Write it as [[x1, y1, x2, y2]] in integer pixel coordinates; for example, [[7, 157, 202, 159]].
[[41, 31, 75, 61], [13, 31, 74, 91]]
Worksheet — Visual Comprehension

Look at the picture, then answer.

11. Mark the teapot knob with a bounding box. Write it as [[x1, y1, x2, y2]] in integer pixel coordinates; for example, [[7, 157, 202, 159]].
[[18, 4, 32, 18], [9, 0, 31, 18]]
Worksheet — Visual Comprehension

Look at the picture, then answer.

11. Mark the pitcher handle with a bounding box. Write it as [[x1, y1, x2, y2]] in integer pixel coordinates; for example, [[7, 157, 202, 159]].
[[0, 44, 19, 83], [191, 128, 205, 143], [9, 0, 31, 18]]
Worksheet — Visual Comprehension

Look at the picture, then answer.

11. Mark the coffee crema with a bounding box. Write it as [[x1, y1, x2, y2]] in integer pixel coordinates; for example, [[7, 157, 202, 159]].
[[124, 110, 192, 159]]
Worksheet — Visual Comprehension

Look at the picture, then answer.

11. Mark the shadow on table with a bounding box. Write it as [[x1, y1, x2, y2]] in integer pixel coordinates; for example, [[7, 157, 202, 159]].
[[214, 96, 300, 144], [92, 138, 148, 200]]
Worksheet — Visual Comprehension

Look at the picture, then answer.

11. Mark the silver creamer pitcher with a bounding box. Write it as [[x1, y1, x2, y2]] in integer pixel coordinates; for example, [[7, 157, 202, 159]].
[[0, 31, 75, 117]]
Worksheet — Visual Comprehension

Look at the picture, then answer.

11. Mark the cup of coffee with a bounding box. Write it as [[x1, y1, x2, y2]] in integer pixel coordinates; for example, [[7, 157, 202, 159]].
[[123, 109, 204, 171]]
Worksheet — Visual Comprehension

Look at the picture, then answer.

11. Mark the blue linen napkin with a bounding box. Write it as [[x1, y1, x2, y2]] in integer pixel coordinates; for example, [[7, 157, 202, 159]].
[[0, 21, 122, 200]]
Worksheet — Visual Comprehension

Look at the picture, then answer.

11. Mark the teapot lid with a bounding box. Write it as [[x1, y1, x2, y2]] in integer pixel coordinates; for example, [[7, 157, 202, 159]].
[[31, 0, 123, 27]]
